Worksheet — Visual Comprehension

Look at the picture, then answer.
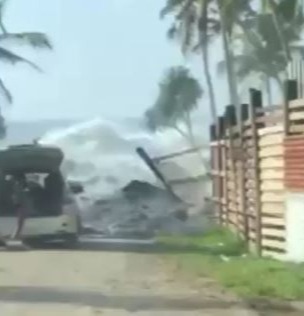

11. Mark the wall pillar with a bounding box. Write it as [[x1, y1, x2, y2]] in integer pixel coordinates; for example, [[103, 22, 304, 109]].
[[286, 192, 304, 262]]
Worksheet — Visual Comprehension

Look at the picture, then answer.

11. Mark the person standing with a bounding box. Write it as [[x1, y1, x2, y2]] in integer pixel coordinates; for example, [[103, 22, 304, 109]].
[[11, 173, 31, 240]]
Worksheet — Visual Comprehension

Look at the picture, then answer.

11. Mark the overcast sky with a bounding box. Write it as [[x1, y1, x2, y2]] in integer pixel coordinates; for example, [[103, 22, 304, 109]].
[[1, 0, 229, 122]]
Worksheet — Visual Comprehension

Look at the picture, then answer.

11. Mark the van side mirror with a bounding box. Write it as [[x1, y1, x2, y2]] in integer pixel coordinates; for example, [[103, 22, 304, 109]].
[[69, 181, 84, 194]]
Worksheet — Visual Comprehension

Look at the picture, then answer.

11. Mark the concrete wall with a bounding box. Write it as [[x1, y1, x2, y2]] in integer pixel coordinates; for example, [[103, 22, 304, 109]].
[[284, 137, 304, 262], [285, 192, 304, 262]]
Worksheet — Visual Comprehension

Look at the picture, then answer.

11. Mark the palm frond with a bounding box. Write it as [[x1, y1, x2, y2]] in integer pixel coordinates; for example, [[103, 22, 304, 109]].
[[260, 0, 277, 13], [0, 32, 52, 49], [218, 54, 257, 79], [181, 8, 196, 54], [0, 76, 12, 104], [145, 109, 158, 132], [0, 111, 6, 139], [236, 57, 256, 79], [146, 66, 203, 131], [0, 46, 42, 72], [277, 0, 297, 22], [167, 23, 178, 41], [256, 13, 281, 51], [0, 0, 8, 15], [160, 0, 186, 19], [176, 0, 195, 20], [0, 0, 8, 33]]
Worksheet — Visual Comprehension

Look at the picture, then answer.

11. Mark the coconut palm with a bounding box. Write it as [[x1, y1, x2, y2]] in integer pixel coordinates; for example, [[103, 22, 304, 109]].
[[0, 0, 52, 137], [218, 31, 286, 104], [259, 0, 301, 62], [161, 0, 218, 122], [0, 108, 5, 138], [213, 0, 258, 120], [0, 0, 52, 104], [161, 0, 256, 122], [226, 2, 304, 103], [145, 66, 203, 147]]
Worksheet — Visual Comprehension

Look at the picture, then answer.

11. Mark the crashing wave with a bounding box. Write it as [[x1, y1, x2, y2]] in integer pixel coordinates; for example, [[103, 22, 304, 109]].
[[39, 117, 201, 199]]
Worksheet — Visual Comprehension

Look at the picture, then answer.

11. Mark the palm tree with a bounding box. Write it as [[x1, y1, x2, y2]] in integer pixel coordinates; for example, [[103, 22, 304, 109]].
[[230, 2, 304, 101], [161, 0, 256, 121], [259, 0, 304, 73], [218, 32, 286, 104], [213, 0, 257, 120], [161, 0, 218, 122], [259, 0, 301, 63], [0, 0, 7, 34], [145, 66, 203, 147], [216, 0, 238, 111], [0, 108, 5, 138], [0, 0, 52, 137]]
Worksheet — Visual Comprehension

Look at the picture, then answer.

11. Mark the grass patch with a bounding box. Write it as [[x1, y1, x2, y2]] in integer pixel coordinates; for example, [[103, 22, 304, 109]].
[[158, 227, 245, 256], [157, 228, 304, 300]]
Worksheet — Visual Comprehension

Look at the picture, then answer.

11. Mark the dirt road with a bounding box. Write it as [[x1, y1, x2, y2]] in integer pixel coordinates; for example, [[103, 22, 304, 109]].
[[0, 241, 269, 315]]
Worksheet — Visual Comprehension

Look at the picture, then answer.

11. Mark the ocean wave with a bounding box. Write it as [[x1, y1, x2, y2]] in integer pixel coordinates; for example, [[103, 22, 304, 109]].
[[39, 117, 198, 199]]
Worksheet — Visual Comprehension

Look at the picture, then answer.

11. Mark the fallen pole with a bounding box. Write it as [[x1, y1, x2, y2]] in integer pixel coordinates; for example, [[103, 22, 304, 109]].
[[136, 147, 181, 201], [151, 145, 208, 163]]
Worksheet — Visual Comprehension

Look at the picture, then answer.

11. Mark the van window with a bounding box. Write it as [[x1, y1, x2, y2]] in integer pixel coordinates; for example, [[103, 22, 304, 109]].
[[0, 171, 64, 217]]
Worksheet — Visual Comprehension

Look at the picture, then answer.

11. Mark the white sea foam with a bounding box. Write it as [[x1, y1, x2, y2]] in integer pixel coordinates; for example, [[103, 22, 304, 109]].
[[38, 117, 211, 234], [39, 117, 207, 200]]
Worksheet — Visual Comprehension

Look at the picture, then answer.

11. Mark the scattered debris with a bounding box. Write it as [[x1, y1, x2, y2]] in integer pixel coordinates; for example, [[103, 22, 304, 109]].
[[81, 180, 190, 238]]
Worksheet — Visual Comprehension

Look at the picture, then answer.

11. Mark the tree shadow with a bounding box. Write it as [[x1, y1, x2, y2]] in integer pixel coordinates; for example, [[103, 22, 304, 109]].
[[0, 286, 297, 313], [0, 285, 244, 311]]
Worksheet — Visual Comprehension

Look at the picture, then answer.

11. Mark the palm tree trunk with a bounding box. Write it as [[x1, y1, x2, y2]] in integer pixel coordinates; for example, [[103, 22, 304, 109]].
[[265, 76, 272, 106], [0, 21, 7, 34], [199, 0, 217, 122], [184, 113, 209, 171], [184, 112, 196, 146], [217, 0, 240, 118], [200, 39, 217, 123], [274, 75, 284, 98], [173, 117, 209, 171], [0, 4, 7, 34], [264, 0, 290, 63], [173, 124, 189, 140]]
